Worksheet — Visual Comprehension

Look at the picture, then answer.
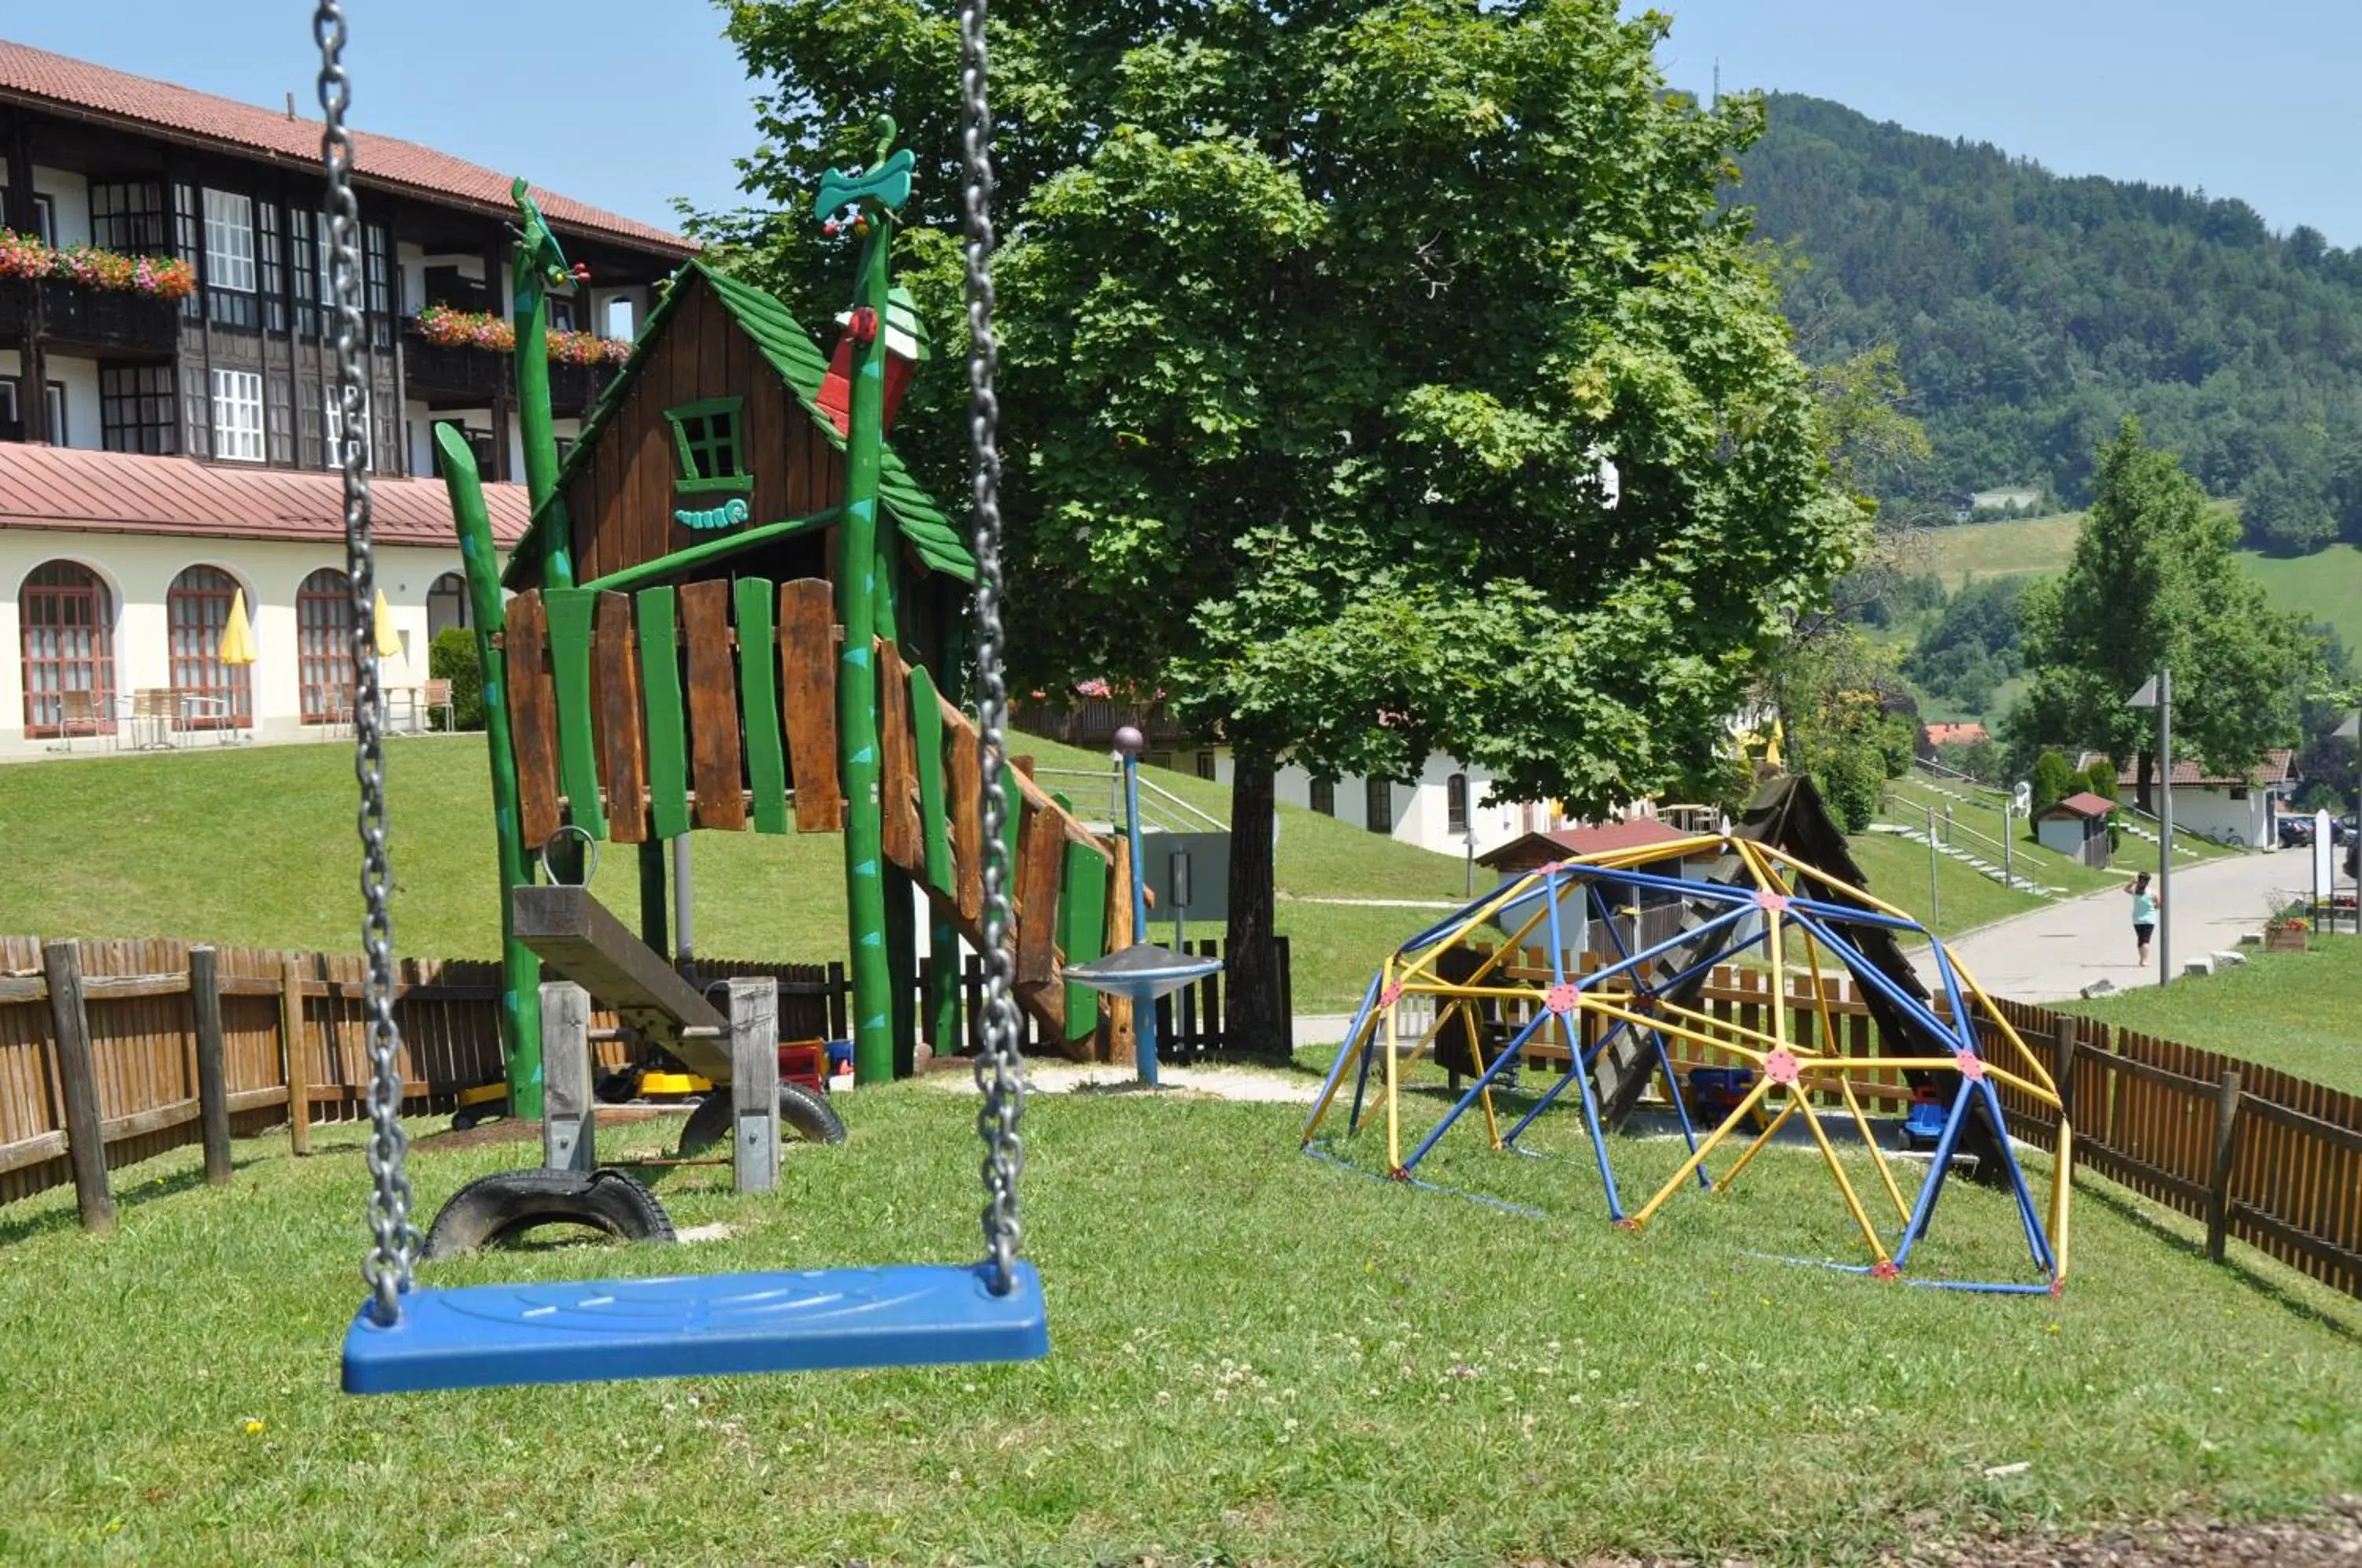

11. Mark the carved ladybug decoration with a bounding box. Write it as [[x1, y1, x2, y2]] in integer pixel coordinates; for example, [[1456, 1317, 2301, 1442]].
[[848, 305, 881, 345]]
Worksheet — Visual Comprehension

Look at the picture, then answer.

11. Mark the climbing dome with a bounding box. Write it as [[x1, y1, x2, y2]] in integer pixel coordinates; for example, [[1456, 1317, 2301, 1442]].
[[1301, 832, 2074, 1294]]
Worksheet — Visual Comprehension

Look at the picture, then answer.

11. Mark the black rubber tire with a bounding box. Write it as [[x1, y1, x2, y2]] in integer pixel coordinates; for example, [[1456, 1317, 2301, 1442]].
[[594, 1067, 645, 1105], [420, 1168, 675, 1260], [677, 1081, 849, 1157]]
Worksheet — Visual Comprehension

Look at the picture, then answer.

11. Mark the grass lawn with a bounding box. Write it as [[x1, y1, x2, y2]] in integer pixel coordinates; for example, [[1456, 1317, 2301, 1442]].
[[1843, 825, 2045, 940], [2070, 934, 2362, 1096], [2, 1081, 2359, 1566], [2241, 542, 2362, 655], [0, 735, 1465, 1009], [1879, 775, 2125, 895], [1918, 513, 2084, 590]]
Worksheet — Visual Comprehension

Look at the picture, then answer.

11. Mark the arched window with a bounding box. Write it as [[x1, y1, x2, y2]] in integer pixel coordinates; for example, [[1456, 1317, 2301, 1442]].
[[20, 561, 117, 738], [426, 572, 470, 640], [167, 565, 252, 729], [1308, 777, 1335, 818], [296, 567, 354, 724], [1446, 773, 1469, 837]]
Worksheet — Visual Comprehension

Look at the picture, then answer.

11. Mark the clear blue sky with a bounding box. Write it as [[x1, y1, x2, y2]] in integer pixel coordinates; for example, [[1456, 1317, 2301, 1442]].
[[7, 3, 2356, 247], [1649, 0, 2362, 246]]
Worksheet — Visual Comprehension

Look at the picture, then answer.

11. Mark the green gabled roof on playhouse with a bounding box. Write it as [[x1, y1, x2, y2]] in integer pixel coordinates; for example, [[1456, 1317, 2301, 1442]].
[[502, 258, 974, 590]]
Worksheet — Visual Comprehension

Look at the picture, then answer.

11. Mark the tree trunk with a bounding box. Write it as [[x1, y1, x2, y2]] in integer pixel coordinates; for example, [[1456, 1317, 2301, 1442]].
[[2134, 749, 2154, 819], [1225, 755, 1286, 1056]]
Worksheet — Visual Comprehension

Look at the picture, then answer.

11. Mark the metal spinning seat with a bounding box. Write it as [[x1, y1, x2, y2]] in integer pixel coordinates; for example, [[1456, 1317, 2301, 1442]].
[[312, 0, 1043, 1392]]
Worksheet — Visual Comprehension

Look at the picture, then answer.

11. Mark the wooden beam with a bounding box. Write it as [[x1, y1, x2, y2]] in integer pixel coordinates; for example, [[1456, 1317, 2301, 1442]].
[[190, 947, 233, 1187], [730, 977, 779, 1193], [43, 941, 114, 1232], [511, 885, 729, 1078], [542, 982, 595, 1174], [280, 956, 313, 1156]]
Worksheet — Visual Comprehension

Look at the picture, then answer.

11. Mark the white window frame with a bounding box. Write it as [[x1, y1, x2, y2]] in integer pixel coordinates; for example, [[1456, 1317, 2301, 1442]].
[[202, 189, 257, 294], [211, 369, 264, 462], [324, 388, 372, 467]]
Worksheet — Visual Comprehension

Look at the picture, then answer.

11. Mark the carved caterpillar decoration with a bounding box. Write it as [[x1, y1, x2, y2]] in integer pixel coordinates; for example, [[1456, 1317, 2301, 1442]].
[[674, 497, 750, 531]]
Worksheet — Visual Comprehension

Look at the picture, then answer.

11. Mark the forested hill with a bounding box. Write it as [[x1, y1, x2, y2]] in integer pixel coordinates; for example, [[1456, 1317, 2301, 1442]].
[[1737, 93, 2362, 547]]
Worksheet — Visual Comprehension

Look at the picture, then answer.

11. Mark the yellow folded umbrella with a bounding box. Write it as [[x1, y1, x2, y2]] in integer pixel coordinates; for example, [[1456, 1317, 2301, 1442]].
[[218, 588, 257, 667], [372, 590, 404, 660]]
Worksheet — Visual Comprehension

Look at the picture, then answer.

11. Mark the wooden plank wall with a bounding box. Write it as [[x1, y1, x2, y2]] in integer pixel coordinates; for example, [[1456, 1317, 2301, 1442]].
[[0, 936, 837, 1211], [0, 929, 1292, 1213]]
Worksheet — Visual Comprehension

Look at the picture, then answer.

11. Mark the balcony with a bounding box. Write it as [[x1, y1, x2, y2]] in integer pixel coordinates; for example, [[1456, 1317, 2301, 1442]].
[[0, 279, 178, 356], [402, 326, 508, 401], [402, 320, 616, 412]]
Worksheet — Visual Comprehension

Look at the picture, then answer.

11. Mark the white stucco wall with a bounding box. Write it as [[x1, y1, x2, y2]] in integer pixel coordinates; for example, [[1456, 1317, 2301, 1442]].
[[1, 164, 91, 245], [2166, 786, 2279, 848], [1208, 748, 1539, 859], [0, 350, 102, 450], [0, 529, 480, 757]]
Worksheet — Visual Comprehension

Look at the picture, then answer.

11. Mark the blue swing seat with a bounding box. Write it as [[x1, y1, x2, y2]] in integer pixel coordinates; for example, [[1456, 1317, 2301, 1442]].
[[342, 1261, 1048, 1394]]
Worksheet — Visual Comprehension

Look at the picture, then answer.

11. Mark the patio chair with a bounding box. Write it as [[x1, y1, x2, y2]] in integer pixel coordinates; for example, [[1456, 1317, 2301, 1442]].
[[129, 688, 177, 749], [46, 690, 111, 753], [421, 678, 455, 734]]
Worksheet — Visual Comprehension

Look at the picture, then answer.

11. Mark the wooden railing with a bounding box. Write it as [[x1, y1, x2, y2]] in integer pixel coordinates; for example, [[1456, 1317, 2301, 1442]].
[[0, 930, 1291, 1221]]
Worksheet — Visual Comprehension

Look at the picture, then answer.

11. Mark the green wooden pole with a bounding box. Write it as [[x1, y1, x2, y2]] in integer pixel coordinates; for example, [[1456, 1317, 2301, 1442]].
[[832, 125, 905, 1086], [436, 423, 542, 1118], [507, 178, 574, 590], [926, 592, 964, 1056]]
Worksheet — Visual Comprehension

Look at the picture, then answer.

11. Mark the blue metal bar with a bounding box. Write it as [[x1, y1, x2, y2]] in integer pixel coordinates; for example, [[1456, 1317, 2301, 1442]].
[[1504, 919, 1771, 1152], [1892, 1076, 1976, 1269], [1750, 1253, 2057, 1294], [1652, 1032, 1712, 1188], [1787, 912, 1959, 1046], [1304, 971, 1383, 1142], [1124, 754, 1157, 1086], [1301, 1140, 1550, 1219], [1347, 1008, 1379, 1136], [1781, 895, 1921, 933], [1398, 1006, 1555, 1173], [1979, 1074, 2057, 1274], [1573, 904, 1753, 997]]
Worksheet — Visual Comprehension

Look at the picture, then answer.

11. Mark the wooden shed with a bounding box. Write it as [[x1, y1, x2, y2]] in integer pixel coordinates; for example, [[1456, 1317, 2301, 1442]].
[[2036, 793, 2114, 869]]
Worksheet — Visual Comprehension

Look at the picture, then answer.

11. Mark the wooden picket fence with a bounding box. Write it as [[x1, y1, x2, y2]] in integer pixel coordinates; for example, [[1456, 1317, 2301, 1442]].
[[1446, 944, 2362, 1302], [0, 930, 1288, 1219]]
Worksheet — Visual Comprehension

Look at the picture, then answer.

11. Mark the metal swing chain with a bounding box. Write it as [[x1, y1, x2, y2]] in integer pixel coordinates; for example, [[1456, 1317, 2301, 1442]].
[[959, 0, 1024, 1297], [317, 0, 417, 1326]]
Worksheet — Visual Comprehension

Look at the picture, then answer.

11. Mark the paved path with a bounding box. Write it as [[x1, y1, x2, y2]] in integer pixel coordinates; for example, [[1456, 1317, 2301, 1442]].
[[1917, 848, 2314, 1003]]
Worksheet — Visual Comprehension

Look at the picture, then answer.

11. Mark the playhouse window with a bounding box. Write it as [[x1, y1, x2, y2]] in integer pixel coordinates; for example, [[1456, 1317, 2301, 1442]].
[[665, 397, 751, 494]]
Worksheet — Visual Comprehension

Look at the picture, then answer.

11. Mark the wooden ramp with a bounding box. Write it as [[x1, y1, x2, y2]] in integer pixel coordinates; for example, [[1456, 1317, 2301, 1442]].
[[502, 579, 1131, 1063]]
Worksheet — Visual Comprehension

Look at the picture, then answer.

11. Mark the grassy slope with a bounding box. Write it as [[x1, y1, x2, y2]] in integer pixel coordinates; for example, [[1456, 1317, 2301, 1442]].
[[1844, 824, 2043, 937], [0, 735, 1467, 1008], [1917, 514, 2362, 651], [2, 1089, 2357, 1565], [2070, 934, 2362, 1096], [1881, 774, 2129, 893]]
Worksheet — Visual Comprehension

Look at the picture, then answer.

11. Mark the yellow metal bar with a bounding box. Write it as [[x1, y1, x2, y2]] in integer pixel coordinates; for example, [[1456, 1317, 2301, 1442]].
[[1836, 1072, 1913, 1226], [1628, 1074, 1775, 1226], [1793, 1082, 1893, 1264], [1394, 873, 1549, 986], [2049, 1121, 2074, 1282], [1300, 1021, 1372, 1145], [1381, 963, 1403, 1173], [1946, 968, 2058, 1097], [1712, 1095, 1799, 1193]]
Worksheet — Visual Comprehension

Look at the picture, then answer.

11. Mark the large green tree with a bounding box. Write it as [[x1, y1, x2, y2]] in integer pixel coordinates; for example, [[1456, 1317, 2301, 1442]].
[[698, 0, 1859, 1047], [2012, 418, 2313, 812]]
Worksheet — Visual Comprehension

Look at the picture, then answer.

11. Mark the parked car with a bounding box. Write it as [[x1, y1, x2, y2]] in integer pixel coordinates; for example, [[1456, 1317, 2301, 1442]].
[[2279, 816, 2316, 849]]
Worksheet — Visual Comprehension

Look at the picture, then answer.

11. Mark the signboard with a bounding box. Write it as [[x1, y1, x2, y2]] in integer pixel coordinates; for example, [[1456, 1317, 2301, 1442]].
[[1143, 830, 1231, 925], [2316, 810, 2336, 904]]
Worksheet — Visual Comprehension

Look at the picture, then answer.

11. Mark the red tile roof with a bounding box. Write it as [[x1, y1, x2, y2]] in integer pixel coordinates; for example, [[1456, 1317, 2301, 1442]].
[[2093, 749, 2297, 789], [0, 443, 528, 548], [2042, 792, 2117, 820], [1922, 722, 1987, 746], [0, 38, 693, 257], [1479, 817, 1695, 869]]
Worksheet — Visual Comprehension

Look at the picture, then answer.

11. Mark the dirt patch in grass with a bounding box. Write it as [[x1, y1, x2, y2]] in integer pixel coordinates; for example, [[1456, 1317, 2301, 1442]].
[[408, 1106, 687, 1154]]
